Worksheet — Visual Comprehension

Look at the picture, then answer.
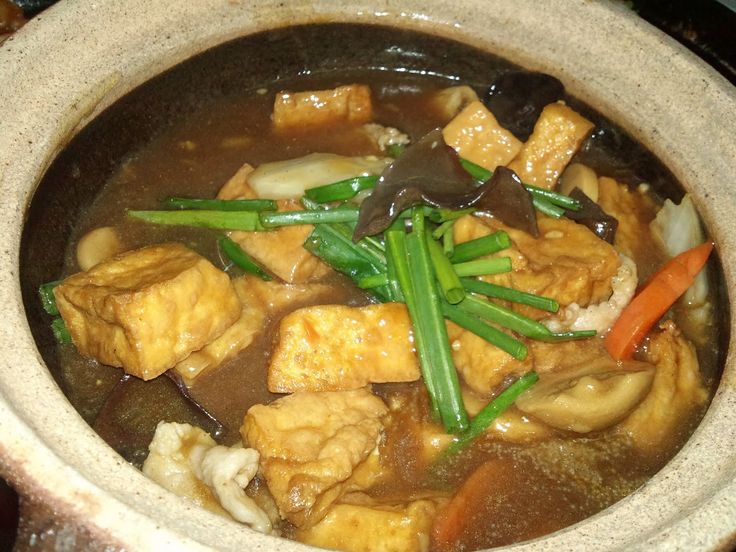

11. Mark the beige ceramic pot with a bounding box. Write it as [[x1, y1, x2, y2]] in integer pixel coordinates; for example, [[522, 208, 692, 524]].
[[0, 0, 735, 550]]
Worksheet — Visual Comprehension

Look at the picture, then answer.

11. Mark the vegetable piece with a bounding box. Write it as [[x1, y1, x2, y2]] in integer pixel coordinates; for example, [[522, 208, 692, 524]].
[[260, 207, 359, 227], [442, 371, 540, 457], [76, 226, 124, 271], [441, 303, 527, 360], [163, 197, 277, 211], [51, 317, 72, 344], [483, 70, 565, 141], [515, 360, 654, 433], [558, 163, 599, 202], [460, 277, 559, 313], [39, 280, 61, 316], [128, 209, 264, 231], [247, 153, 390, 199], [604, 242, 714, 360], [530, 196, 565, 219], [304, 176, 379, 203], [426, 230, 465, 304], [451, 258, 512, 278], [387, 210, 470, 433], [473, 166, 539, 237], [354, 129, 479, 241], [218, 236, 272, 280], [563, 188, 618, 243], [449, 230, 510, 263]]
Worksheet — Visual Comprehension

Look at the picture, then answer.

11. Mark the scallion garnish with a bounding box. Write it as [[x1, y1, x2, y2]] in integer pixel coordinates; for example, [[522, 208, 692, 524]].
[[38, 280, 61, 316], [128, 209, 264, 231], [426, 230, 465, 305], [51, 317, 72, 344], [460, 278, 559, 313], [164, 197, 277, 211], [260, 207, 360, 227], [449, 231, 511, 263], [441, 303, 528, 360], [218, 236, 272, 280], [452, 258, 512, 278], [304, 176, 379, 203]]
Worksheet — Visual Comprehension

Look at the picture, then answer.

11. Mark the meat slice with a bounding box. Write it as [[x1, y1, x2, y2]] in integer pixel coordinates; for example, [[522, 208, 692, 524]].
[[296, 496, 444, 552], [54, 243, 241, 380], [241, 388, 388, 527], [173, 275, 332, 384], [217, 162, 330, 283], [506, 102, 594, 189], [267, 303, 421, 393], [272, 84, 373, 132], [442, 100, 523, 171]]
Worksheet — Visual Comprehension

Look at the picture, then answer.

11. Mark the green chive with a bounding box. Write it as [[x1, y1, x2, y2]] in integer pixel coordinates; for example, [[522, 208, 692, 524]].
[[128, 209, 264, 231], [218, 236, 271, 280], [39, 280, 61, 316], [426, 230, 465, 304], [460, 278, 559, 313], [452, 257, 512, 277], [531, 197, 565, 218], [304, 176, 379, 203], [51, 317, 72, 344], [441, 303, 528, 360], [260, 207, 360, 227], [163, 197, 277, 211], [449, 231, 511, 263]]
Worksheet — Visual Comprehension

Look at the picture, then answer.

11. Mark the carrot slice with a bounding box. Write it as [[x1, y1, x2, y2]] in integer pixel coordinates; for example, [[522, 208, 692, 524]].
[[432, 460, 503, 548], [604, 241, 713, 360]]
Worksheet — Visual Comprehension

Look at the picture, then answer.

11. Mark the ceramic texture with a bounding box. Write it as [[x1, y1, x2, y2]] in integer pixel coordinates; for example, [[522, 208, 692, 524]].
[[0, 1, 735, 550]]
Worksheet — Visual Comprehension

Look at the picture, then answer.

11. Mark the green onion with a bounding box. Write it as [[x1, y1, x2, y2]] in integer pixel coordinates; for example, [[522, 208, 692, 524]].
[[427, 208, 475, 223], [452, 258, 512, 278], [449, 231, 511, 263], [531, 197, 565, 218], [458, 295, 553, 339], [357, 273, 388, 289], [51, 317, 72, 344], [442, 371, 539, 457], [387, 143, 407, 158], [260, 207, 360, 227], [534, 329, 598, 342], [441, 303, 527, 360], [459, 158, 492, 182], [128, 209, 264, 231], [460, 278, 559, 313], [432, 220, 455, 241], [304, 176, 379, 203], [163, 197, 277, 211], [39, 280, 61, 316], [218, 236, 271, 280], [524, 185, 582, 211], [426, 230, 464, 304], [443, 223, 455, 257]]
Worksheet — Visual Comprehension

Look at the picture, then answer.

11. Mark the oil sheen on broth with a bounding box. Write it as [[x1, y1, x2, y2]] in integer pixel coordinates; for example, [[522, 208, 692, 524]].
[[54, 68, 719, 551]]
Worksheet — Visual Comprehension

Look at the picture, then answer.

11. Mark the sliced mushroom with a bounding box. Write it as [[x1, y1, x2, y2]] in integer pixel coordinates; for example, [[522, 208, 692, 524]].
[[76, 226, 123, 271], [515, 359, 655, 433], [559, 163, 599, 202]]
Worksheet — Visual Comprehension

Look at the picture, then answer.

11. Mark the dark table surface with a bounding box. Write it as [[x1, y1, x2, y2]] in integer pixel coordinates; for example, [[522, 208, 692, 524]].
[[0, 0, 734, 550]]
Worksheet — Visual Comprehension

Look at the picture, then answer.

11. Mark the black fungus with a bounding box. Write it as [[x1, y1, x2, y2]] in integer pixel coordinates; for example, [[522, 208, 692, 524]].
[[484, 71, 565, 141], [474, 166, 539, 237], [564, 188, 619, 243], [353, 129, 479, 240]]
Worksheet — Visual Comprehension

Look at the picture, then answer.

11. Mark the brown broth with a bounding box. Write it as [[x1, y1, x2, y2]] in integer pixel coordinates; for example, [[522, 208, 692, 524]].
[[22, 23, 725, 552]]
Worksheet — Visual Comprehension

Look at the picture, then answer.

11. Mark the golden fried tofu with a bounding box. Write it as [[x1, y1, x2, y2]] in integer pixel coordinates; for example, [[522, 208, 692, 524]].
[[447, 321, 533, 396], [273, 84, 373, 132], [54, 243, 241, 380], [296, 497, 443, 552], [242, 388, 388, 527], [174, 275, 333, 383], [267, 303, 421, 393], [618, 321, 708, 455], [442, 100, 523, 171], [217, 162, 330, 283], [506, 102, 594, 189], [429, 85, 480, 122]]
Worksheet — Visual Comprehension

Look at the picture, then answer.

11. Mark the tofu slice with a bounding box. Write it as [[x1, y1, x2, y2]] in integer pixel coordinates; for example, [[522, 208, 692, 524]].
[[296, 498, 443, 552], [442, 100, 523, 171], [273, 84, 373, 132], [241, 388, 388, 527], [54, 243, 241, 380], [506, 102, 594, 189], [173, 275, 333, 383], [217, 162, 330, 283], [267, 303, 421, 393]]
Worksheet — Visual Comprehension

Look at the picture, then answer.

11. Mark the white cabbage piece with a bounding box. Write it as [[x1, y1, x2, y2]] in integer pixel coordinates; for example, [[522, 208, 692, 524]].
[[544, 254, 637, 334], [650, 194, 711, 335], [247, 152, 391, 199], [143, 421, 273, 534]]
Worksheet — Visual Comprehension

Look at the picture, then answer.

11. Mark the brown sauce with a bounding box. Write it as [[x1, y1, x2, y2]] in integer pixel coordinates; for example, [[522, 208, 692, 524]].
[[22, 23, 725, 552]]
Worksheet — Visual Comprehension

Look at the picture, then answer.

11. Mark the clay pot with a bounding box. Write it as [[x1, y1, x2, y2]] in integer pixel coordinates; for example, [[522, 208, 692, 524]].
[[0, 1, 734, 550]]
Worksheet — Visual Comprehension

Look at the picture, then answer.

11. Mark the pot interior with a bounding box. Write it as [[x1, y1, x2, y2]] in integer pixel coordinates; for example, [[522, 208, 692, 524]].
[[18, 21, 730, 550]]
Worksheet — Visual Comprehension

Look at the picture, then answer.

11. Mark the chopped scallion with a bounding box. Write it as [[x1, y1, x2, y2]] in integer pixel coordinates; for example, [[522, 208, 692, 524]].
[[128, 209, 264, 231], [163, 197, 277, 211], [452, 257, 512, 278], [218, 236, 272, 280], [426, 230, 465, 304], [39, 280, 61, 316], [460, 278, 559, 313], [449, 231, 511, 263], [304, 176, 379, 203], [260, 207, 360, 227], [51, 317, 72, 344]]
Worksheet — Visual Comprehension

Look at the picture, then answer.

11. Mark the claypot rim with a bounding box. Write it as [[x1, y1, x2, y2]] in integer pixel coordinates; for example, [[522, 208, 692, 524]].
[[0, 1, 735, 550]]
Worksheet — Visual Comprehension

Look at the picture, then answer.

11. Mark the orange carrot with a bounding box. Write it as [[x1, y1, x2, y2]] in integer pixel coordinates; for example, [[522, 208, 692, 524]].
[[432, 460, 502, 548], [605, 241, 713, 360]]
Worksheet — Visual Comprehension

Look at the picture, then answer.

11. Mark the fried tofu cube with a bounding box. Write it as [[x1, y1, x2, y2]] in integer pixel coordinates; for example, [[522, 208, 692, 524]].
[[242, 388, 388, 527], [273, 84, 373, 131], [296, 498, 443, 552], [217, 162, 330, 283], [506, 102, 594, 189], [267, 303, 421, 393], [442, 100, 523, 171], [54, 243, 241, 380]]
